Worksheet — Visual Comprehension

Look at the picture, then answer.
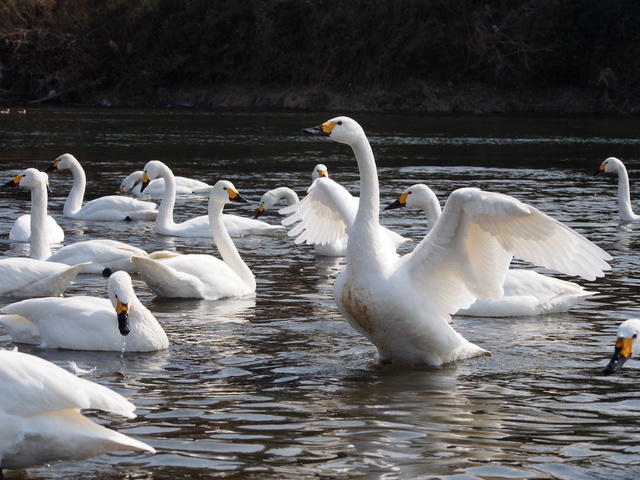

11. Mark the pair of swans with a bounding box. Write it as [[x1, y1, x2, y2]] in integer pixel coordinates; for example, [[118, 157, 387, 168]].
[[0, 349, 154, 474], [46, 153, 158, 221], [2, 169, 149, 299], [1, 270, 169, 352], [298, 117, 611, 366], [385, 183, 595, 316], [140, 160, 283, 237], [132, 179, 256, 300], [593, 156, 640, 222], [256, 164, 408, 256], [119, 169, 212, 197]]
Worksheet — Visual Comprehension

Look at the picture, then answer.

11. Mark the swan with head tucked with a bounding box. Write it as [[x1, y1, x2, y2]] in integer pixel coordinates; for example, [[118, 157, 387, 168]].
[[0, 348, 155, 474], [9, 171, 64, 243], [45, 153, 158, 221], [119, 169, 212, 197], [141, 160, 283, 237], [593, 156, 640, 222], [602, 318, 640, 375], [385, 183, 596, 316], [303, 117, 611, 366], [0, 271, 169, 352], [131, 180, 256, 300], [278, 164, 409, 256], [5, 168, 149, 275], [1, 170, 88, 298]]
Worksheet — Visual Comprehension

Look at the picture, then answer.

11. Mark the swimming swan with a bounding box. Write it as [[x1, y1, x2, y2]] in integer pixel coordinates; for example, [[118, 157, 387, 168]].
[[132, 180, 256, 300], [278, 165, 409, 256], [1, 170, 87, 298], [593, 156, 640, 222], [141, 160, 283, 237], [5, 168, 149, 275], [602, 318, 640, 375], [119, 169, 212, 197], [45, 153, 158, 221], [0, 348, 155, 474], [303, 117, 611, 366], [385, 183, 596, 316], [0, 271, 169, 352]]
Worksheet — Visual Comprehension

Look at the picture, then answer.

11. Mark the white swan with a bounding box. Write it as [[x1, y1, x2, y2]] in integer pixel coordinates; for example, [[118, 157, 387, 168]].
[[5, 168, 149, 275], [385, 183, 596, 316], [119, 169, 212, 197], [255, 186, 300, 218], [0, 271, 169, 352], [593, 156, 640, 222], [141, 160, 283, 237], [303, 117, 611, 365], [45, 153, 158, 221], [9, 172, 64, 243], [1, 170, 87, 298], [131, 180, 256, 300], [279, 165, 409, 256], [0, 349, 154, 474], [602, 318, 640, 375]]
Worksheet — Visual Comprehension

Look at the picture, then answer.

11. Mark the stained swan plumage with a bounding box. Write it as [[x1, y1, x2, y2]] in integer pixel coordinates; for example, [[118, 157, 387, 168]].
[[45, 153, 158, 221], [132, 180, 256, 300], [385, 183, 596, 316], [0, 348, 154, 473], [303, 117, 611, 366], [0, 271, 169, 352]]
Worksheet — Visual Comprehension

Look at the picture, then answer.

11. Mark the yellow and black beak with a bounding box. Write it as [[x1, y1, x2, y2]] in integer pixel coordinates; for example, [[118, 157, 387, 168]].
[[140, 172, 151, 193], [227, 188, 248, 204], [3, 174, 23, 188], [254, 203, 266, 219], [44, 160, 60, 173], [602, 337, 633, 375], [384, 192, 409, 210], [302, 120, 339, 137], [116, 300, 131, 336], [592, 163, 606, 176], [119, 187, 126, 195]]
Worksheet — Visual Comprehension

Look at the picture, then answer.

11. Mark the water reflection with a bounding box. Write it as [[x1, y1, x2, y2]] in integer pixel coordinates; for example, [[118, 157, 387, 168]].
[[1, 109, 640, 479]]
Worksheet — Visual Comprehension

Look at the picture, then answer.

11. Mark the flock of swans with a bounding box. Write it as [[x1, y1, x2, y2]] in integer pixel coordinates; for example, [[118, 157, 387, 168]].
[[0, 116, 638, 475]]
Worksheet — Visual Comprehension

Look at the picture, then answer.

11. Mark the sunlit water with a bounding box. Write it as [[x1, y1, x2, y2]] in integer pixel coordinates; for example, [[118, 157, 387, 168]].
[[1, 108, 640, 479]]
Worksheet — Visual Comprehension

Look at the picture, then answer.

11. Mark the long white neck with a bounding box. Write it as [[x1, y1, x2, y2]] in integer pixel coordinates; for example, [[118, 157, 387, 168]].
[[416, 192, 442, 228], [615, 164, 639, 221], [274, 187, 299, 206], [63, 158, 86, 216], [155, 164, 179, 229], [30, 181, 52, 260], [208, 199, 255, 289]]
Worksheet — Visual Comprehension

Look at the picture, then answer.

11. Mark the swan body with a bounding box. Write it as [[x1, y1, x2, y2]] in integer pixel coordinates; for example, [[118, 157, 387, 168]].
[[0, 271, 169, 352], [386, 183, 595, 316], [279, 165, 409, 256], [304, 117, 611, 366], [1, 170, 88, 297], [593, 156, 640, 222], [45, 153, 157, 221], [0, 349, 154, 472], [602, 318, 640, 375], [119, 170, 212, 197], [132, 180, 256, 300], [141, 160, 283, 237]]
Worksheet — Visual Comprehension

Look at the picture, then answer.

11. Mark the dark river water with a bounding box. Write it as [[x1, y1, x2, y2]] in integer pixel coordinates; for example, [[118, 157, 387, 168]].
[[1, 108, 640, 479]]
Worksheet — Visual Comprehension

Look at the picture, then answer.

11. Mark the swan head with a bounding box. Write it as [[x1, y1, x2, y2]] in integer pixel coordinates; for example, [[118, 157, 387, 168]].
[[45, 153, 78, 172], [593, 157, 624, 176], [302, 116, 365, 147], [255, 189, 279, 218], [3, 168, 48, 190], [211, 180, 248, 206], [602, 318, 640, 375], [108, 271, 136, 336], [140, 160, 165, 193], [312, 164, 329, 180], [120, 171, 143, 195]]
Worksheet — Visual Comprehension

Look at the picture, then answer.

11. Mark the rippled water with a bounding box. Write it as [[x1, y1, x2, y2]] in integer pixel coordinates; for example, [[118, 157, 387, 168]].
[[1, 108, 640, 479]]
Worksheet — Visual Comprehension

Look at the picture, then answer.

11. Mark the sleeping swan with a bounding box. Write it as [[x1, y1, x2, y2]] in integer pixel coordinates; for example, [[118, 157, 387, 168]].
[[385, 183, 595, 316], [303, 117, 611, 366], [0, 271, 169, 352], [0, 348, 154, 474], [45, 153, 157, 221], [132, 180, 256, 300], [119, 169, 212, 197]]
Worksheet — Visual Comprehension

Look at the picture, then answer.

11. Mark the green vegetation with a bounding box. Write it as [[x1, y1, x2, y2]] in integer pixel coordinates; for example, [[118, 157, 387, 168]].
[[1, 0, 639, 113]]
